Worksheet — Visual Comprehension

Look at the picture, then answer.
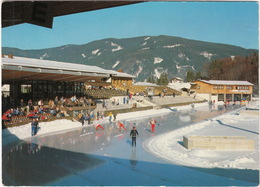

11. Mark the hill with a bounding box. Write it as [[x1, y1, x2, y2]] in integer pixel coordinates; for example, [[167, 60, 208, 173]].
[[2, 35, 257, 81]]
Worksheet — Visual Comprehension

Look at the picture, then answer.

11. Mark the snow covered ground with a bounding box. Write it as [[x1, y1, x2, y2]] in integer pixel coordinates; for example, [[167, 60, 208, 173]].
[[2, 100, 259, 171], [144, 100, 259, 171]]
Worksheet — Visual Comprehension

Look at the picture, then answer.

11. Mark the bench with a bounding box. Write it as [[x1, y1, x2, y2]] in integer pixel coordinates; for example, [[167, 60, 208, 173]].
[[183, 136, 255, 150]]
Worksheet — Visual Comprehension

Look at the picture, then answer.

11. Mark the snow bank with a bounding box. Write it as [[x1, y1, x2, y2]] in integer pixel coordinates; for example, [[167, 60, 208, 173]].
[[143, 102, 259, 170]]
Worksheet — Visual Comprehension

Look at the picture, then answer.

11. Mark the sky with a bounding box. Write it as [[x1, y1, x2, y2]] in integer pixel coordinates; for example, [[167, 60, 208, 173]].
[[1, 1, 259, 50]]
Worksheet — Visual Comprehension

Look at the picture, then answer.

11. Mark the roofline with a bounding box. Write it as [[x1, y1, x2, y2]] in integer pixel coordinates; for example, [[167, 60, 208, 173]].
[[195, 79, 254, 86], [2, 55, 114, 76]]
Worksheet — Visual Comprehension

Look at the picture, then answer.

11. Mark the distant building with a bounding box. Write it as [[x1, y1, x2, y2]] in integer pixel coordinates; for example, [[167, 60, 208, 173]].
[[171, 77, 183, 83], [168, 78, 196, 95], [193, 80, 254, 102]]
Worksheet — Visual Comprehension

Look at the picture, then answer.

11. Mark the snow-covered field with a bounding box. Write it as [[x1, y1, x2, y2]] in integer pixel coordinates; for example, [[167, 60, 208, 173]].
[[2, 100, 259, 171], [144, 108, 259, 170]]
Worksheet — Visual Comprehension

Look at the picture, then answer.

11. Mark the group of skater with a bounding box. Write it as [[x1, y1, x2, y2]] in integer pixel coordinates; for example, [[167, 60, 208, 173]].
[[93, 116, 158, 147], [31, 106, 158, 148]]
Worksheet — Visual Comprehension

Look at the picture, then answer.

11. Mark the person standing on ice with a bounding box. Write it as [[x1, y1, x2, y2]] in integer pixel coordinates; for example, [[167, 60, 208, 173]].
[[130, 126, 139, 147], [108, 112, 113, 123], [117, 121, 127, 132], [31, 118, 37, 136], [150, 119, 156, 133]]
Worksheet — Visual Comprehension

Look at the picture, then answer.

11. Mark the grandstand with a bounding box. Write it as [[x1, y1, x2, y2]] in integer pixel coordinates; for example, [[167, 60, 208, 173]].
[[112, 81, 181, 96], [84, 88, 128, 99], [2, 55, 184, 128]]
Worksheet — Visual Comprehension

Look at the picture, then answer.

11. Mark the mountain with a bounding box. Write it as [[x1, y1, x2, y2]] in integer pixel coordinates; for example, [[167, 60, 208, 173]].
[[2, 35, 257, 81]]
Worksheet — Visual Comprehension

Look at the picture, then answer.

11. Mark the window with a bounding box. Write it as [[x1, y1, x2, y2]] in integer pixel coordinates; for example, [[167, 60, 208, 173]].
[[226, 94, 232, 101], [2, 84, 10, 97], [226, 86, 233, 89], [21, 84, 32, 93], [218, 94, 224, 101], [236, 86, 249, 90], [213, 86, 223, 90]]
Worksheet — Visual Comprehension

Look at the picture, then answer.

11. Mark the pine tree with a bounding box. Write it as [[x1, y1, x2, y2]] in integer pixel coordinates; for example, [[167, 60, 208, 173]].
[[157, 73, 169, 86], [186, 70, 195, 82]]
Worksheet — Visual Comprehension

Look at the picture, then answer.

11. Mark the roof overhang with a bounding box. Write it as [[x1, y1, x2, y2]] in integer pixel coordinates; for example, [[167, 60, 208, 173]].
[[2, 1, 142, 28], [2, 56, 113, 83], [196, 80, 254, 86]]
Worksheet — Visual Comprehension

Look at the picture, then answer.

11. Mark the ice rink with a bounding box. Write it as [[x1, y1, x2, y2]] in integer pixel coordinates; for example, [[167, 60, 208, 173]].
[[2, 102, 259, 186]]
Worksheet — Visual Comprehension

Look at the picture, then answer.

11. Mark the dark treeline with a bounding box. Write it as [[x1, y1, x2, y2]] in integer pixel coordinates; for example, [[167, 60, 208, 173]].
[[206, 53, 258, 85]]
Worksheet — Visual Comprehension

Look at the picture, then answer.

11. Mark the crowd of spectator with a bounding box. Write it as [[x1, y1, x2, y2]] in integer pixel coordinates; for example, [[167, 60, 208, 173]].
[[2, 95, 96, 126]]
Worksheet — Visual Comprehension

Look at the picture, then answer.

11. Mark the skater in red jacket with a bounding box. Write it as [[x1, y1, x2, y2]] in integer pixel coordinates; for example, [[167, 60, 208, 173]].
[[117, 121, 127, 132], [150, 119, 156, 133], [95, 123, 104, 131]]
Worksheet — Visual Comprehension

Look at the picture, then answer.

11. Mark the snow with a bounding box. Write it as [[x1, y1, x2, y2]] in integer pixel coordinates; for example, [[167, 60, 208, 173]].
[[92, 49, 100, 55], [144, 100, 259, 170], [60, 45, 68, 50], [139, 47, 150, 51], [144, 37, 150, 41], [40, 53, 49, 59], [134, 65, 143, 77], [111, 42, 123, 52], [2, 100, 259, 171], [200, 51, 215, 60], [154, 68, 161, 79], [163, 44, 184, 48], [178, 53, 190, 60], [141, 41, 147, 46], [81, 53, 86, 58], [134, 82, 157, 86], [176, 64, 195, 72], [112, 60, 120, 69], [199, 80, 254, 86], [168, 82, 191, 91], [154, 57, 163, 64]]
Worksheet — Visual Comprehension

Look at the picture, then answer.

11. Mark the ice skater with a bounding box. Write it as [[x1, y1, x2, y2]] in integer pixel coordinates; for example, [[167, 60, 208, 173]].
[[80, 113, 85, 126], [95, 123, 104, 131], [113, 112, 117, 121], [108, 112, 113, 123], [31, 118, 38, 136], [130, 126, 139, 147], [117, 121, 127, 132], [150, 119, 156, 133]]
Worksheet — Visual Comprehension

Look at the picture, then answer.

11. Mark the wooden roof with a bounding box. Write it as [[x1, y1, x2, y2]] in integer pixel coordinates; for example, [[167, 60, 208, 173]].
[[2, 1, 142, 28]]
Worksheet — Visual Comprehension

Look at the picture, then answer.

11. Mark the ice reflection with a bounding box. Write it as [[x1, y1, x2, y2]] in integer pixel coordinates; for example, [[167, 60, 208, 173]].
[[3, 139, 105, 186], [130, 148, 138, 170]]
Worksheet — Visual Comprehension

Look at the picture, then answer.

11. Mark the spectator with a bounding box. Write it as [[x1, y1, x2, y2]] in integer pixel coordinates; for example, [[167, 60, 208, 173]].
[[28, 99, 33, 108], [20, 99, 26, 109], [60, 97, 65, 106], [27, 111, 37, 119], [2, 112, 11, 124], [54, 96, 59, 106], [38, 99, 43, 107]]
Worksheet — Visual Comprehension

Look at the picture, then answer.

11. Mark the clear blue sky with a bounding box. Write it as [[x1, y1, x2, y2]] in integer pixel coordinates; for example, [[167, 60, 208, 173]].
[[2, 1, 259, 50]]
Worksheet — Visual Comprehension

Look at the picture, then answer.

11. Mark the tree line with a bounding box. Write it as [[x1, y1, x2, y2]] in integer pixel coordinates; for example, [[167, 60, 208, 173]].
[[146, 53, 258, 86], [205, 53, 258, 84]]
